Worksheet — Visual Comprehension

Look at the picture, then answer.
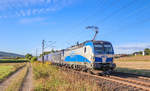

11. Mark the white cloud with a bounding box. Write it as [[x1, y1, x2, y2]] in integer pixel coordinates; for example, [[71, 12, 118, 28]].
[[27, 9, 31, 16], [19, 17, 45, 24], [0, 0, 77, 17], [114, 43, 150, 54], [20, 10, 26, 16]]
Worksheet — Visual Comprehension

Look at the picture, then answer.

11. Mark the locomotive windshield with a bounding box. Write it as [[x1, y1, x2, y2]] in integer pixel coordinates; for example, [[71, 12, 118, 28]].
[[104, 44, 113, 54], [94, 43, 113, 54], [94, 44, 103, 54]]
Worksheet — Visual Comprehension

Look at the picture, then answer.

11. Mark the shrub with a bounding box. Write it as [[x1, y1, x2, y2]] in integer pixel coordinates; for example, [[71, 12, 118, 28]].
[[31, 57, 37, 62]]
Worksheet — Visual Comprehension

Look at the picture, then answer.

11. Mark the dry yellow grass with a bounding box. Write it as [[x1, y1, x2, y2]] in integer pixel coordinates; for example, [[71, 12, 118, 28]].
[[115, 56, 150, 76], [115, 56, 150, 70], [5, 66, 28, 91], [115, 55, 150, 62], [32, 62, 101, 91], [115, 61, 150, 70]]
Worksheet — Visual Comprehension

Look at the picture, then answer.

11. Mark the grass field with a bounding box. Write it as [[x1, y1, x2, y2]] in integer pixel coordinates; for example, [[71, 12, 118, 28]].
[[115, 55, 150, 62], [32, 62, 101, 91], [115, 56, 150, 76], [0, 59, 28, 63], [0, 63, 26, 82]]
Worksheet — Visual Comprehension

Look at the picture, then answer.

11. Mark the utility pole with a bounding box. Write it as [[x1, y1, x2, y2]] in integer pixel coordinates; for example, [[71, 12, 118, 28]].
[[36, 48, 38, 57], [42, 40, 45, 64], [41, 40, 56, 64]]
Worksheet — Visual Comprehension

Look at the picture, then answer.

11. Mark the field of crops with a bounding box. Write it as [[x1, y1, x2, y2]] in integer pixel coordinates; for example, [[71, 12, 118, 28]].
[[115, 55, 150, 62], [0, 59, 28, 63], [0, 63, 26, 82], [115, 56, 150, 76]]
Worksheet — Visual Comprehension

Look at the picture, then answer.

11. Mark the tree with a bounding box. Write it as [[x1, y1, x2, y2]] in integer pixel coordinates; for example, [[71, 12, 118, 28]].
[[25, 53, 33, 60], [51, 49, 55, 53], [144, 48, 150, 55]]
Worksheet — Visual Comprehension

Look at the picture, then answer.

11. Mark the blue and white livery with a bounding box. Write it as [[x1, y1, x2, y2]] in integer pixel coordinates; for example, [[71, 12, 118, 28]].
[[40, 40, 116, 71]]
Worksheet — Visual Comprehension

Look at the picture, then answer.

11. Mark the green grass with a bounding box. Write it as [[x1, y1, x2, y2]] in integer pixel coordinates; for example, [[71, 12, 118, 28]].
[[0, 63, 26, 82], [0, 66, 14, 81], [32, 62, 101, 91]]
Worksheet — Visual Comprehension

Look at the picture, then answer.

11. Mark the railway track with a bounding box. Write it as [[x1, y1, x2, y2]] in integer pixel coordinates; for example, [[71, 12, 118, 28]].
[[111, 72, 150, 83], [138, 76, 150, 81], [60, 67, 150, 91], [84, 71, 150, 91], [106, 76, 150, 91]]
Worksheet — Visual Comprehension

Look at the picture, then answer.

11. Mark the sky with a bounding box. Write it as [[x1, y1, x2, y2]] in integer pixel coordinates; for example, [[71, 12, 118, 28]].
[[0, 0, 150, 55]]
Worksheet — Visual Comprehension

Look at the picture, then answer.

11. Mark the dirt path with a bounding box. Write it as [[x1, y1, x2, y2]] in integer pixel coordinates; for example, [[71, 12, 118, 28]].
[[21, 63, 33, 91], [0, 66, 25, 91]]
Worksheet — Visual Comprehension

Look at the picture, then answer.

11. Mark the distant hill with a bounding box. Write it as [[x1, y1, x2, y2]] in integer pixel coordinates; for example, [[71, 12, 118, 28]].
[[0, 51, 25, 58]]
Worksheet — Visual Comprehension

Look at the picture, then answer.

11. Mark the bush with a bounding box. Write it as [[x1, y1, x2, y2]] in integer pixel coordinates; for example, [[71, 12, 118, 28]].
[[31, 57, 37, 62]]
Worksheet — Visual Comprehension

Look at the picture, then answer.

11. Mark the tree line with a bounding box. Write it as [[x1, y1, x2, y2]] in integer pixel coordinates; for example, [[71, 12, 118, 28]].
[[133, 48, 150, 55], [25, 49, 56, 62], [25, 54, 37, 62]]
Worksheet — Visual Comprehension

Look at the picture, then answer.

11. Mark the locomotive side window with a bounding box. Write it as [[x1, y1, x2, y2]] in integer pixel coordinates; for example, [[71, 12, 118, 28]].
[[62, 50, 64, 56], [84, 47, 86, 53]]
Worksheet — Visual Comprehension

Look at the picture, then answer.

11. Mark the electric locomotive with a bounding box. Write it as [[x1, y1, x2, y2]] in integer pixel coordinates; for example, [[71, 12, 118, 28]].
[[63, 40, 116, 72], [39, 26, 116, 73]]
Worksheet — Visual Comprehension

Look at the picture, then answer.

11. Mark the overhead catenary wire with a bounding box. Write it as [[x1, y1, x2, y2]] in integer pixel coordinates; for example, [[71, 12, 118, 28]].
[[102, 0, 150, 35], [69, 0, 148, 45], [41, 40, 56, 63], [94, 0, 139, 25], [44, 41, 56, 50], [71, 0, 119, 42], [123, 4, 150, 19], [75, 0, 119, 28]]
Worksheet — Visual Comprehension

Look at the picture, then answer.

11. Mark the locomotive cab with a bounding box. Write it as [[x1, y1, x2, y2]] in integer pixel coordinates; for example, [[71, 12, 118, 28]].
[[93, 41, 116, 71]]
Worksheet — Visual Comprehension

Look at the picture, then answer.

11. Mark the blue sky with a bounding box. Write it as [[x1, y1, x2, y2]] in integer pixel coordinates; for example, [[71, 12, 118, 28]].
[[0, 0, 150, 55]]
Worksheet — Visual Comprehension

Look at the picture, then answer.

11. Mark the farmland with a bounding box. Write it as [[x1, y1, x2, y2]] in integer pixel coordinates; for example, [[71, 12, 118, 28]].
[[0, 59, 28, 63], [115, 56, 150, 76], [0, 62, 30, 91], [0, 63, 26, 82], [115, 55, 150, 62], [0, 56, 150, 91]]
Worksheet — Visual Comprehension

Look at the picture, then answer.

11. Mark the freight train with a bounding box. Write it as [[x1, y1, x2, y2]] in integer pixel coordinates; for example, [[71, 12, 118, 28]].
[[38, 40, 116, 74]]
